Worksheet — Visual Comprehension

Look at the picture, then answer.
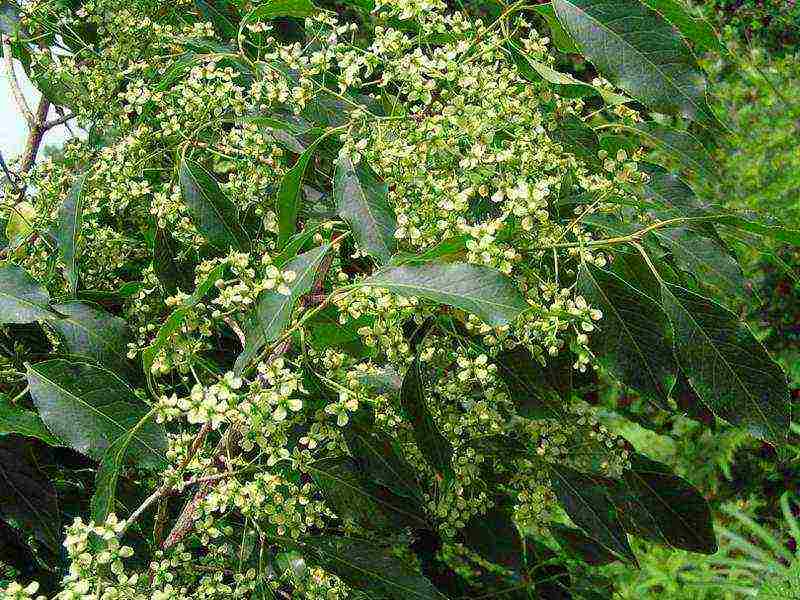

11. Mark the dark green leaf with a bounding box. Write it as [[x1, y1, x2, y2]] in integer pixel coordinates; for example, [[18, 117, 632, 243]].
[[494, 346, 570, 418], [531, 3, 578, 53], [365, 263, 528, 327], [400, 360, 453, 479], [235, 244, 330, 375], [640, 0, 726, 55], [334, 153, 397, 264], [194, 0, 238, 38], [50, 302, 135, 379], [516, 55, 629, 105], [615, 123, 717, 180], [716, 214, 800, 246], [389, 236, 468, 266], [297, 536, 448, 600], [551, 115, 601, 166], [305, 305, 371, 354], [660, 283, 790, 443], [550, 465, 636, 564], [153, 228, 193, 295], [553, 0, 716, 123], [462, 499, 524, 571], [143, 263, 225, 374], [90, 429, 147, 523], [26, 360, 168, 467], [611, 453, 716, 553], [0, 435, 60, 552], [0, 265, 62, 324], [550, 524, 619, 565], [578, 262, 675, 406], [179, 158, 250, 252], [0, 396, 59, 445], [639, 162, 708, 212], [55, 174, 86, 296], [307, 456, 428, 530], [343, 414, 424, 503], [276, 141, 324, 249], [652, 226, 745, 301]]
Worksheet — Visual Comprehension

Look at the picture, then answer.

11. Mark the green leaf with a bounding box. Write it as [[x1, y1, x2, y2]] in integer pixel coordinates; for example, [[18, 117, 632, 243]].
[[343, 413, 424, 503], [515, 54, 630, 105], [652, 226, 745, 302], [234, 244, 330, 375], [553, 0, 716, 123], [307, 456, 428, 530], [276, 142, 323, 249], [610, 453, 717, 553], [334, 153, 397, 264], [296, 536, 448, 600], [613, 123, 717, 180], [247, 0, 317, 20], [550, 524, 619, 565], [551, 115, 602, 166], [305, 305, 371, 354], [577, 262, 675, 406], [0, 436, 61, 552], [640, 0, 726, 55], [26, 360, 167, 466], [660, 283, 790, 443], [365, 263, 528, 327], [715, 214, 800, 246], [0, 396, 60, 445], [55, 173, 87, 296], [143, 264, 225, 374], [462, 500, 524, 571], [550, 465, 636, 564], [389, 236, 467, 266], [5, 200, 35, 247], [179, 158, 250, 252], [400, 360, 453, 479], [494, 345, 574, 418], [194, 0, 238, 39], [0, 265, 62, 324], [153, 228, 193, 295], [531, 3, 578, 53], [639, 162, 708, 212], [50, 302, 135, 380]]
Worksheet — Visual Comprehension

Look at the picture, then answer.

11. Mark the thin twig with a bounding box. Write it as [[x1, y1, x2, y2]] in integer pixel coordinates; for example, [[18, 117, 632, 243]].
[[43, 111, 76, 130], [20, 97, 52, 174]]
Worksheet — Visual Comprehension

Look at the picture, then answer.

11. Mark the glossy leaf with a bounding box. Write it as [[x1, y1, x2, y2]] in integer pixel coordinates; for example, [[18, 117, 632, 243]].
[[27, 360, 167, 466], [611, 453, 717, 553], [334, 153, 397, 264], [553, 0, 716, 123], [307, 456, 428, 530], [578, 262, 675, 406], [660, 283, 790, 443], [234, 244, 330, 375], [55, 173, 86, 296], [50, 302, 135, 379], [142, 264, 225, 374], [365, 263, 528, 327], [389, 236, 468, 266], [494, 345, 569, 418], [550, 465, 636, 564], [91, 434, 132, 523], [298, 536, 448, 600], [276, 143, 320, 249], [640, 0, 726, 55], [639, 162, 708, 212], [516, 55, 629, 105], [179, 158, 250, 252], [0, 435, 60, 552], [531, 3, 578, 53], [551, 115, 602, 166], [0, 265, 61, 324], [0, 396, 59, 445], [400, 360, 453, 479]]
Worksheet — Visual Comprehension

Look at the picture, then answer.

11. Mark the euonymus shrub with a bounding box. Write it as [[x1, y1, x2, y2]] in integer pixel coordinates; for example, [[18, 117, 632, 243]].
[[0, 0, 795, 598]]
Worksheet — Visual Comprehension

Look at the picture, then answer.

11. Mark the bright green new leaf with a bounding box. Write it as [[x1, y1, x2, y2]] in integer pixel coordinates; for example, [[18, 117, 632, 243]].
[[247, 0, 316, 20]]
